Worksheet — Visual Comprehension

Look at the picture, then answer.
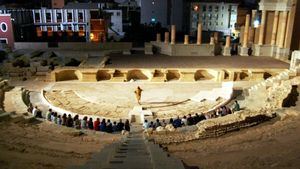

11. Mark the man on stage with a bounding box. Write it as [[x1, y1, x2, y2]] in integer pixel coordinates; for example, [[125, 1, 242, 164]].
[[134, 86, 143, 105]]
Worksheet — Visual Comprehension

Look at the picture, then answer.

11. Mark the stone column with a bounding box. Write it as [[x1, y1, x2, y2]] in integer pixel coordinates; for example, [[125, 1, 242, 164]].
[[156, 33, 161, 42], [184, 35, 189, 45], [271, 11, 279, 46], [278, 11, 288, 48], [225, 36, 231, 48], [251, 10, 257, 27], [213, 32, 219, 44], [243, 14, 250, 48], [258, 10, 267, 45], [171, 25, 176, 45], [223, 36, 231, 56], [197, 23, 202, 45], [164, 32, 169, 44], [210, 37, 215, 45]]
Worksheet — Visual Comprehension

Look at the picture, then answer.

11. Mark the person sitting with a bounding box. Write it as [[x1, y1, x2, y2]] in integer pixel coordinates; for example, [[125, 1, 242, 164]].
[[112, 121, 118, 132], [226, 106, 232, 115], [94, 118, 100, 131], [62, 113, 67, 126], [161, 119, 167, 127], [74, 115, 81, 129], [193, 113, 201, 124], [53, 112, 58, 124], [117, 119, 124, 131], [51, 112, 55, 122], [143, 119, 149, 129], [46, 109, 52, 121], [154, 119, 161, 129], [81, 116, 88, 129], [149, 121, 154, 128], [57, 115, 62, 125], [232, 101, 240, 112], [187, 114, 194, 126], [199, 113, 206, 121], [124, 119, 130, 132], [173, 116, 182, 128], [169, 118, 174, 125], [216, 108, 222, 117], [221, 106, 227, 116], [182, 116, 187, 126], [88, 117, 94, 130], [66, 114, 73, 127], [106, 119, 113, 133], [99, 119, 106, 132], [36, 109, 43, 118]]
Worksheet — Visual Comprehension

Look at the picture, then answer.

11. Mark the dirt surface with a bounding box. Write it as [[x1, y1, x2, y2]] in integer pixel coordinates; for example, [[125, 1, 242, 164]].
[[166, 112, 300, 169], [0, 117, 121, 169]]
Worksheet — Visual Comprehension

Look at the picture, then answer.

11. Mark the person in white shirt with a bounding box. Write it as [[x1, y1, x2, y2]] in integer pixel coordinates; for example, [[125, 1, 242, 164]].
[[143, 119, 149, 129]]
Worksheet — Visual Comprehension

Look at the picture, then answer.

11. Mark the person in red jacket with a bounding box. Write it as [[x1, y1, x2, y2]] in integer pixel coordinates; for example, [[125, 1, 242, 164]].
[[94, 118, 100, 131]]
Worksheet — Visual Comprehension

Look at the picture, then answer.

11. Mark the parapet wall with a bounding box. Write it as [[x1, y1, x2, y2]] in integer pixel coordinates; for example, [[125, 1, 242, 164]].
[[151, 41, 216, 56], [50, 67, 287, 83], [14, 42, 132, 51]]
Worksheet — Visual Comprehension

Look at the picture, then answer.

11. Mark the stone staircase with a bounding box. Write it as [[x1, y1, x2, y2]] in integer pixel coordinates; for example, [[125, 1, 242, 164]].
[[70, 125, 185, 169]]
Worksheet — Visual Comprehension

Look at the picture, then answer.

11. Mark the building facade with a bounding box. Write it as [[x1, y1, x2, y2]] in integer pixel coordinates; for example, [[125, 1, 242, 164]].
[[0, 14, 14, 49], [32, 3, 124, 42], [190, 2, 238, 35]]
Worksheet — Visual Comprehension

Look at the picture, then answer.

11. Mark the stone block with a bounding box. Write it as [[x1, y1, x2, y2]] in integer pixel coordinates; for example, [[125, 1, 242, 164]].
[[223, 47, 231, 56], [239, 46, 249, 56]]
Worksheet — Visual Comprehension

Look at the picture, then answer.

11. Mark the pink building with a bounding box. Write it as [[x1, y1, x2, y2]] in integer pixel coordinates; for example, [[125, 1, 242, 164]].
[[0, 14, 14, 49]]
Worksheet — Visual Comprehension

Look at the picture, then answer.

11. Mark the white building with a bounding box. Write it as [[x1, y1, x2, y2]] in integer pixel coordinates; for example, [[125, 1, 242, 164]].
[[32, 3, 124, 41], [190, 2, 238, 35]]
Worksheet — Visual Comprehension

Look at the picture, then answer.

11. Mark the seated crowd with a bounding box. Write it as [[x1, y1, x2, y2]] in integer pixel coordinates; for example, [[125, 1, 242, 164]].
[[143, 101, 241, 130], [30, 106, 131, 133]]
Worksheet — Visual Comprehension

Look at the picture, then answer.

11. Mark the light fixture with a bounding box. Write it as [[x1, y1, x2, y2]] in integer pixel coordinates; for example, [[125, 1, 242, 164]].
[[254, 20, 260, 28]]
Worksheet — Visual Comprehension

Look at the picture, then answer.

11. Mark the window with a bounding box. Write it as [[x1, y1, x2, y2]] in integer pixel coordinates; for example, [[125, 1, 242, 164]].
[[215, 6, 219, 12], [67, 12, 72, 21], [116, 12, 120, 16], [78, 12, 83, 21], [56, 13, 62, 21], [0, 22, 7, 32], [35, 13, 40, 21], [208, 6, 212, 12], [202, 5, 206, 12], [46, 13, 51, 22]]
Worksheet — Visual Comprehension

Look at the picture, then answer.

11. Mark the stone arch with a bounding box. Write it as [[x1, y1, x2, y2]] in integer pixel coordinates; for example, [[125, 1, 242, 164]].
[[127, 70, 149, 81], [96, 70, 111, 81], [113, 70, 124, 77], [166, 70, 180, 81], [55, 70, 81, 81], [263, 72, 272, 80], [194, 70, 214, 81], [239, 72, 249, 80], [153, 70, 164, 78]]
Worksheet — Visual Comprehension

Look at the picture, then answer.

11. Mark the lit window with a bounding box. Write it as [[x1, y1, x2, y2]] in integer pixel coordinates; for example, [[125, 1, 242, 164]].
[[193, 5, 199, 11], [0, 22, 7, 32], [151, 18, 156, 22], [152, 1, 155, 5]]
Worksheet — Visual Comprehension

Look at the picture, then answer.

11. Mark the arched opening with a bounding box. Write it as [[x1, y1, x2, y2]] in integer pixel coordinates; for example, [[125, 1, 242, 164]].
[[194, 70, 214, 81], [166, 70, 180, 81], [224, 71, 229, 80], [113, 70, 124, 77], [96, 70, 111, 81], [55, 70, 80, 81], [153, 70, 164, 78], [263, 72, 272, 80], [239, 72, 249, 80], [127, 70, 149, 81]]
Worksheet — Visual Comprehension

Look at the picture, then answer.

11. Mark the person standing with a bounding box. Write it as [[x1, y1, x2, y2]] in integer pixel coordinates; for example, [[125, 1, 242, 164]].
[[134, 86, 143, 105]]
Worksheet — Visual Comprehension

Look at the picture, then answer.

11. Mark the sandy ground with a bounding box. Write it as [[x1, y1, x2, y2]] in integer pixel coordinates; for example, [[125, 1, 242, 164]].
[[166, 112, 300, 169], [0, 117, 121, 169]]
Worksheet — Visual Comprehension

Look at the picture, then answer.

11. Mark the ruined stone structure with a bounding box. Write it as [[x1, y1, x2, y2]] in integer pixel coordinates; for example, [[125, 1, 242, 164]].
[[240, 0, 299, 60], [50, 67, 286, 83]]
